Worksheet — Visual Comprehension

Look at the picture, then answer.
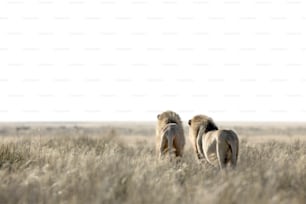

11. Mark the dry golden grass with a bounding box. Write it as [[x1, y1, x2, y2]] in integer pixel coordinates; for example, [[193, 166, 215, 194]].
[[0, 123, 305, 204]]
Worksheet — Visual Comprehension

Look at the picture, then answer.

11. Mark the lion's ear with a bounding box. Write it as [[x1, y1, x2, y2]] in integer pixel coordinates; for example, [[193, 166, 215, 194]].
[[157, 114, 160, 119], [188, 119, 191, 126]]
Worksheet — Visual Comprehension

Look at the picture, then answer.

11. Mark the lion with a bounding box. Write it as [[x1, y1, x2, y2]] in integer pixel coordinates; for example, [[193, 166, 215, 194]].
[[188, 115, 239, 169], [156, 110, 185, 159]]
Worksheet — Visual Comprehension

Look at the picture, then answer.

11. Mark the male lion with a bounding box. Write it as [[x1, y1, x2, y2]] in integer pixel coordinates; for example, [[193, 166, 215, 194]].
[[156, 111, 185, 159], [188, 115, 239, 169]]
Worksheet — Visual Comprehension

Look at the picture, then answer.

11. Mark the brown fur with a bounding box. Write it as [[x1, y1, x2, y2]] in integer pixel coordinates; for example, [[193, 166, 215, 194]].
[[156, 111, 185, 159], [188, 115, 239, 169]]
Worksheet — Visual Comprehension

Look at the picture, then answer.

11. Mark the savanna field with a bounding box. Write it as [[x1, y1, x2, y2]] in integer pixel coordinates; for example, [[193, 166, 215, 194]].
[[0, 123, 305, 204]]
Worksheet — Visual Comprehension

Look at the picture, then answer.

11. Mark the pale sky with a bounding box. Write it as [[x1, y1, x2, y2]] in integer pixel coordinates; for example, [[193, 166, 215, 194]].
[[0, 1, 306, 122]]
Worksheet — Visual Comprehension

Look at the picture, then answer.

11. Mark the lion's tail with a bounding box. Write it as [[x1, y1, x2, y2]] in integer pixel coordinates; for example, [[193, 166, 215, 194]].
[[160, 123, 177, 160]]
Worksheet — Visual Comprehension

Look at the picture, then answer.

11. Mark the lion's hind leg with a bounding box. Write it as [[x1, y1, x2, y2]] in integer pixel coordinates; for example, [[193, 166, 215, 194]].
[[216, 137, 231, 170], [229, 139, 239, 169], [173, 137, 183, 157]]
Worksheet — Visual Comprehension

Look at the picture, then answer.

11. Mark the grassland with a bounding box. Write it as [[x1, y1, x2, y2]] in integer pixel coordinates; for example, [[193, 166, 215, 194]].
[[0, 122, 305, 204]]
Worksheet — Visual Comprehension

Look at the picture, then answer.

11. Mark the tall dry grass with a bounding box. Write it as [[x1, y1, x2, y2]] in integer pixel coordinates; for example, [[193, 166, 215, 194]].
[[0, 133, 305, 204]]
